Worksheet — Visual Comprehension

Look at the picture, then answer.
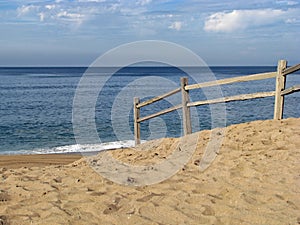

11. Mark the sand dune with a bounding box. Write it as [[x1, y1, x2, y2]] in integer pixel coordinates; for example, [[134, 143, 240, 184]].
[[0, 118, 299, 225]]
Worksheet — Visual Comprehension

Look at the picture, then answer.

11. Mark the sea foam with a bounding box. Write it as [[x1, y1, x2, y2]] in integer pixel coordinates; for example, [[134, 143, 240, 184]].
[[3, 140, 141, 155]]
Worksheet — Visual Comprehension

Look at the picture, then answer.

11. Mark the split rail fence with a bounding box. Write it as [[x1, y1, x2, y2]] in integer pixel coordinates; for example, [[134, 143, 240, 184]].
[[133, 60, 300, 145]]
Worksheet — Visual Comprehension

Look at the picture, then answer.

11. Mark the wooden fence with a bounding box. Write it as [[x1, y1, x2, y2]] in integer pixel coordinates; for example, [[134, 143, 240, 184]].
[[133, 60, 300, 145]]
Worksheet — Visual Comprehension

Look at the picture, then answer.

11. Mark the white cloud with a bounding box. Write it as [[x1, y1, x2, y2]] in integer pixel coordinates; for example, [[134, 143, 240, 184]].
[[276, 0, 298, 6], [136, 0, 152, 6], [14, 0, 175, 30], [169, 21, 182, 31], [45, 5, 56, 10], [17, 2, 87, 24], [39, 12, 45, 21], [286, 18, 300, 24], [77, 0, 106, 2], [17, 5, 40, 16], [204, 9, 286, 32], [56, 11, 84, 23]]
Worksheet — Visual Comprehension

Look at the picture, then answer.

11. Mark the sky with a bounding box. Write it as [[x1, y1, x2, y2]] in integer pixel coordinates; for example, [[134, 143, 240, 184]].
[[0, 0, 299, 66]]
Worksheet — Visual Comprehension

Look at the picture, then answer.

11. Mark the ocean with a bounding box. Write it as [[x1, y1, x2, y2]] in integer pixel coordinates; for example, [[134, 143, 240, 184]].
[[0, 66, 299, 155]]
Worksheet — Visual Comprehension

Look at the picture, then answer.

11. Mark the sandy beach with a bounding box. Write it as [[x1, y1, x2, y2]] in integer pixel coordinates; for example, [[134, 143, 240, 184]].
[[0, 118, 299, 225]]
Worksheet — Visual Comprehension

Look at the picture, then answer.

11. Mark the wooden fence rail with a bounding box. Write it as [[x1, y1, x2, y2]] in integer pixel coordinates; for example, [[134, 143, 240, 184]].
[[136, 88, 181, 109], [133, 59, 300, 145], [185, 72, 277, 90], [281, 85, 300, 96], [187, 91, 276, 108]]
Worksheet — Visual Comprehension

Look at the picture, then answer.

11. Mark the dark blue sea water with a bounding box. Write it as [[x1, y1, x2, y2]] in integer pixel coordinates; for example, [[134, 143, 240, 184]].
[[0, 66, 299, 154]]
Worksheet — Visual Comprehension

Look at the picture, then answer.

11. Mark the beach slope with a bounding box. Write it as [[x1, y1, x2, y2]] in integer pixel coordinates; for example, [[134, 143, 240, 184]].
[[0, 118, 299, 225]]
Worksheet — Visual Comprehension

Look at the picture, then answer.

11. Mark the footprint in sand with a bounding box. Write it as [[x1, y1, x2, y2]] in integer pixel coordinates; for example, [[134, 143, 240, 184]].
[[0, 215, 8, 225], [0, 191, 10, 203], [103, 203, 120, 214]]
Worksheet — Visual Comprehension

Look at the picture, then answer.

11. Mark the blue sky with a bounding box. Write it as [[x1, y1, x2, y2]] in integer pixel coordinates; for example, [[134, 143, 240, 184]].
[[0, 0, 299, 66]]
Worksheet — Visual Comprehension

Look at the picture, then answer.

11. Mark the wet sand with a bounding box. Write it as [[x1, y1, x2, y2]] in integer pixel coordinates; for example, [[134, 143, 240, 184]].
[[0, 153, 82, 169]]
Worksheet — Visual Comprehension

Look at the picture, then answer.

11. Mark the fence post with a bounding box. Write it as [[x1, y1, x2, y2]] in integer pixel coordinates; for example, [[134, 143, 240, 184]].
[[181, 77, 192, 135], [134, 97, 141, 145], [274, 60, 287, 120]]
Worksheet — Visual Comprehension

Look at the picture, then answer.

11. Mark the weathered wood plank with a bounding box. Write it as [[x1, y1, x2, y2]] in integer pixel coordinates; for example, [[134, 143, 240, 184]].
[[137, 88, 181, 109], [137, 104, 182, 123], [185, 72, 277, 90], [133, 97, 141, 145], [282, 63, 300, 76], [181, 77, 192, 135], [274, 60, 287, 120], [187, 91, 276, 107], [281, 85, 300, 96]]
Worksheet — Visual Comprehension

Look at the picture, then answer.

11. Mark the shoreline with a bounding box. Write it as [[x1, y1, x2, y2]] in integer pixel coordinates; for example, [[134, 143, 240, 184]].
[[0, 117, 299, 169]]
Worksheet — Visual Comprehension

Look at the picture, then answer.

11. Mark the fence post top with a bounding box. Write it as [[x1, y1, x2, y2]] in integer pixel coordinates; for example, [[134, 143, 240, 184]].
[[180, 77, 188, 81], [278, 60, 287, 68], [180, 77, 189, 86]]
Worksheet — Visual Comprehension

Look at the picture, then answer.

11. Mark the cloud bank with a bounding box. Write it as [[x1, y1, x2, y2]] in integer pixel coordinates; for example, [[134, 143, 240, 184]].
[[169, 21, 182, 31], [204, 9, 286, 32]]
